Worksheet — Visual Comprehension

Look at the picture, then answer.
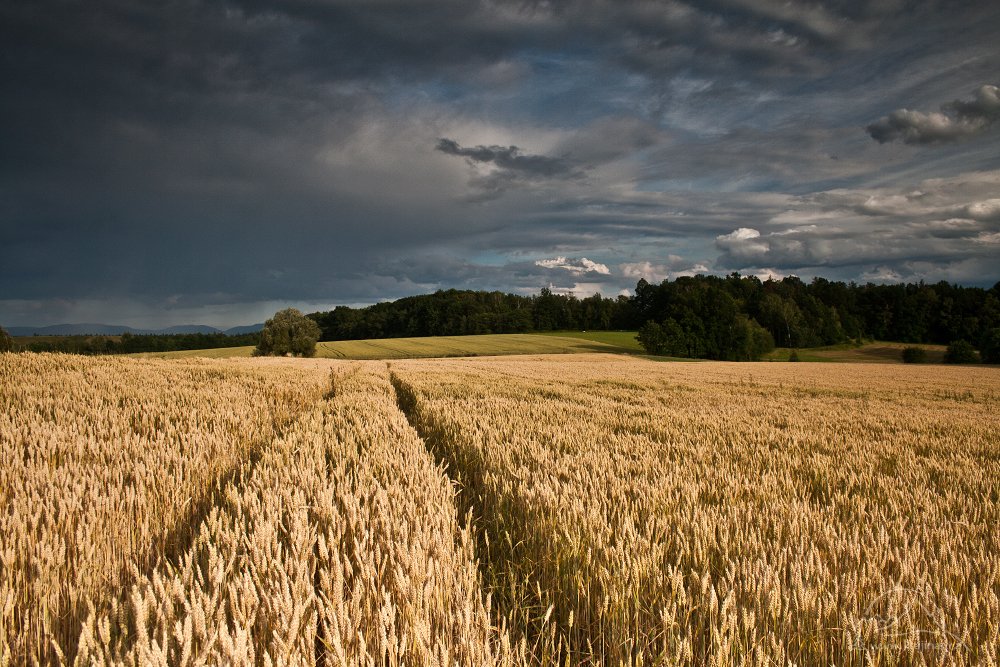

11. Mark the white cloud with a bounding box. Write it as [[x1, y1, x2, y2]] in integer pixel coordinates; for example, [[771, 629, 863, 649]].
[[718, 227, 761, 241], [861, 267, 903, 283], [671, 263, 712, 278], [620, 256, 712, 282], [545, 282, 609, 298], [535, 256, 611, 275], [620, 260, 672, 282], [752, 268, 787, 281], [715, 228, 770, 262], [966, 199, 1000, 221]]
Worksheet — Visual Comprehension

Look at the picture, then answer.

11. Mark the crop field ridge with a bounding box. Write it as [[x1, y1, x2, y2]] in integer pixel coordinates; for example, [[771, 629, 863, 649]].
[[389, 369, 590, 662]]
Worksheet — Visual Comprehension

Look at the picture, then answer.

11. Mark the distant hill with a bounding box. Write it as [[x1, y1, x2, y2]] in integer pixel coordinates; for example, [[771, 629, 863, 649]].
[[223, 324, 265, 335], [7, 323, 264, 336]]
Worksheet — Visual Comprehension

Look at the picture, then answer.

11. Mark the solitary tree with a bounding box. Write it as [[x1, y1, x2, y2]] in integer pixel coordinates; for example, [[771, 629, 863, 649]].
[[254, 308, 321, 357], [0, 326, 13, 353]]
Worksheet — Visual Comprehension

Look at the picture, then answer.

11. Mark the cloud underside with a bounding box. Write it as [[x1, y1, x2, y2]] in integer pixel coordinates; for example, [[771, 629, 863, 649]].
[[867, 84, 1000, 144]]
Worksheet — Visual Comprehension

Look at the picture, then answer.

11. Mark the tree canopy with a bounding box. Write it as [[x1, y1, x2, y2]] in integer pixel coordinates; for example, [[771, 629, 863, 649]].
[[255, 308, 321, 357]]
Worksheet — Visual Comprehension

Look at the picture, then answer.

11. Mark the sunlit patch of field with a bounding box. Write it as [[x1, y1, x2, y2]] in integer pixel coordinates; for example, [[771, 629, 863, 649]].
[[535, 329, 643, 351], [135, 332, 639, 360], [132, 344, 256, 358]]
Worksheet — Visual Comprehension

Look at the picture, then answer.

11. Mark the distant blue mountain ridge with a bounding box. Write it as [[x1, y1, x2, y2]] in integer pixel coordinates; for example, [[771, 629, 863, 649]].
[[6, 323, 264, 336]]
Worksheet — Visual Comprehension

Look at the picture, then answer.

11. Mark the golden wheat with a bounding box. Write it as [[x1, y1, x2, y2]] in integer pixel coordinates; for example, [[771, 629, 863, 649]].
[[391, 354, 1000, 666], [3, 351, 997, 666], [2, 354, 515, 665], [76, 362, 516, 665], [0, 353, 328, 664]]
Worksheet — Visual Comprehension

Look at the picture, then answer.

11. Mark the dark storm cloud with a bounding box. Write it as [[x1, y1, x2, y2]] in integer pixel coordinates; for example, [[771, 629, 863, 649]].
[[2, 1, 1000, 327], [436, 139, 578, 178], [867, 84, 1000, 144]]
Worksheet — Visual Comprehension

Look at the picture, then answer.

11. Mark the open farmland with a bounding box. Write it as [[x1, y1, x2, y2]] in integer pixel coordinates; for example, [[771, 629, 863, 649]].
[[134, 332, 641, 360], [2, 352, 998, 665]]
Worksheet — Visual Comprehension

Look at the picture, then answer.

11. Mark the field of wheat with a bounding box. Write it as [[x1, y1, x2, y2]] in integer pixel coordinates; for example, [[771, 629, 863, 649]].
[[2, 351, 997, 666], [390, 355, 1000, 666]]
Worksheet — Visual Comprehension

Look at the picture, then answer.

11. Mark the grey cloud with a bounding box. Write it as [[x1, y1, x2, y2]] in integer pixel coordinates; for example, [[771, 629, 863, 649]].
[[923, 218, 982, 240], [867, 84, 1000, 144], [866, 110, 981, 144], [947, 84, 1000, 119], [436, 138, 583, 199], [556, 116, 665, 165], [965, 199, 1000, 221], [436, 139, 577, 177], [712, 170, 1000, 279]]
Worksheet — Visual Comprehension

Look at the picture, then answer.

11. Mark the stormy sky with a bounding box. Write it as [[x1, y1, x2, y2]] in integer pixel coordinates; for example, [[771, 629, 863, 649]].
[[2, 1, 999, 328]]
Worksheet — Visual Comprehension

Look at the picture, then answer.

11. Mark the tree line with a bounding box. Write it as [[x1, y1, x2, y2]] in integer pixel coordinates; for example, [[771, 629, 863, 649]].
[[308, 288, 628, 340], [3, 275, 999, 361], [0, 332, 260, 355], [307, 276, 1000, 361]]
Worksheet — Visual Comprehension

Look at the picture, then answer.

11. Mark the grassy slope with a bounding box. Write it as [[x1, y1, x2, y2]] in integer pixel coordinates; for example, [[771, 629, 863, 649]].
[[535, 330, 643, 351], [133, 332, 641, 360]]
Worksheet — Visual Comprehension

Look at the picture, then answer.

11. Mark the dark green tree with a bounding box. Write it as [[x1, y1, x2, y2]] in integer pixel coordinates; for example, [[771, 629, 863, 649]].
[[636, 321, 668, 355], [255, 308, 321, 357], [978, 328, 1000, 364], [943, 340, 978, 364], [0, 326, 13, 353]]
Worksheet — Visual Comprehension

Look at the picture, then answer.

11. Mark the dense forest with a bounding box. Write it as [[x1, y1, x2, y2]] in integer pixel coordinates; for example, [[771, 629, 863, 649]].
[[309, 276, 1000, 360], [627, 274, 1000, 357], [308, 288, 626, 339]]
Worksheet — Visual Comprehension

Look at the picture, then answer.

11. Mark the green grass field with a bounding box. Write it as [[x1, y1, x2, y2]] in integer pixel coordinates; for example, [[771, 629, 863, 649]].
[[535, 329, 643, 351], [133, 332, 641, 360], [133, 332, 958, 365]]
